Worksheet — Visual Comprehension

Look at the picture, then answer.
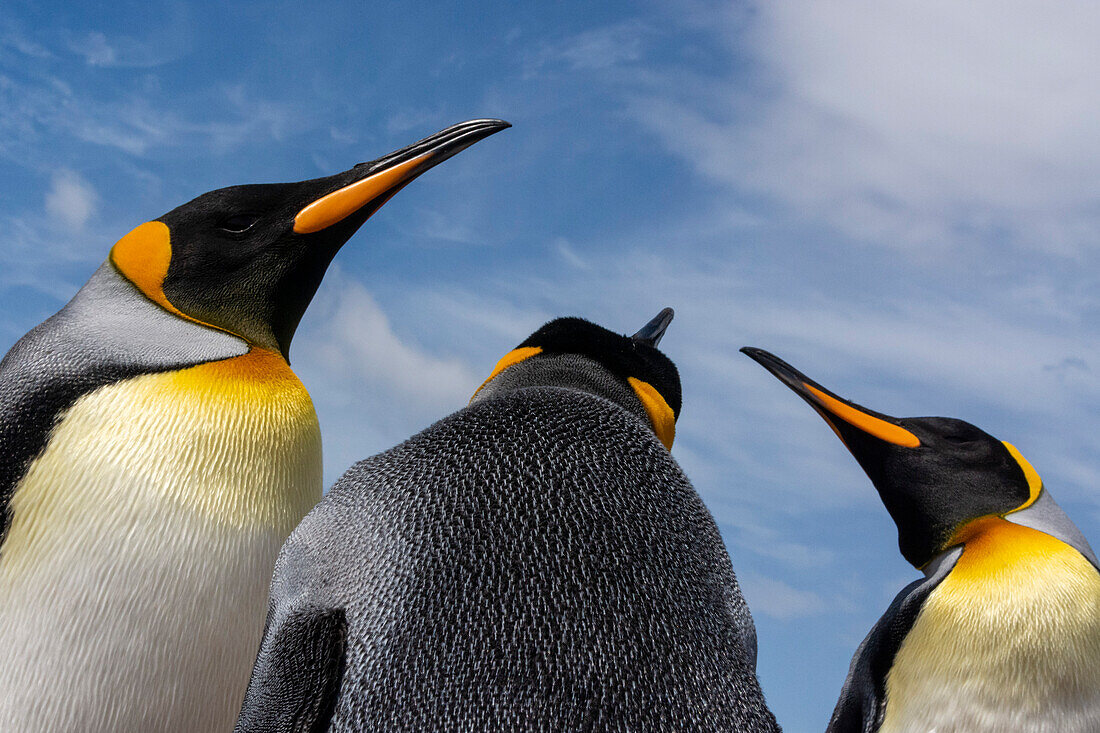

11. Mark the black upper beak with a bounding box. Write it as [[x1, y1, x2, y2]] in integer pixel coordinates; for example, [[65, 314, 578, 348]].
[[293, 119, 511, 235], [358, 118, 512, 175], [632, 307, 675, 348]]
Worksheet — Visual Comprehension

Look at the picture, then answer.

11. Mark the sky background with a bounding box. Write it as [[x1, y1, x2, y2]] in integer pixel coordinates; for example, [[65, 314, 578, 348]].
[[3, 1, 1100, 729]]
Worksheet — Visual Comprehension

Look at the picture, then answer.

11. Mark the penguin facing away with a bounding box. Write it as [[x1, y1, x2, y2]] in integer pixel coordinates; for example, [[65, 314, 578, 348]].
[[742, 347, 1100, 733], [0, 119, 508, 733], [236, 310, 781, 732]]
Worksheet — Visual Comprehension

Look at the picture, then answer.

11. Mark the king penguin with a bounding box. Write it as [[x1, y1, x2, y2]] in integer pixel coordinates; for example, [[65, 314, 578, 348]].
[[235, 309, 781, 732], [0, 119, 508, 733], [742, 347, 1100, 733]]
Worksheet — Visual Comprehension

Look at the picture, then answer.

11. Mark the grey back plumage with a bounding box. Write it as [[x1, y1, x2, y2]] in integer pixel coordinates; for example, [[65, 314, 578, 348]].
[[237, 386, 780, 732]]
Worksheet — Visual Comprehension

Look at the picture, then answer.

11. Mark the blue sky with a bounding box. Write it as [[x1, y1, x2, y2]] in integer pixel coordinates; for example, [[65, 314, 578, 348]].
[[3, 1, 1100, 729]]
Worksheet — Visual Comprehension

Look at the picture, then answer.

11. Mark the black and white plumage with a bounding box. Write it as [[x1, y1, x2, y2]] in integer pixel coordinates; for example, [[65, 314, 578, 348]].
[[0, 119, 508, 732], [743, 347, 1100, 733], [237, 313, 781, 732]]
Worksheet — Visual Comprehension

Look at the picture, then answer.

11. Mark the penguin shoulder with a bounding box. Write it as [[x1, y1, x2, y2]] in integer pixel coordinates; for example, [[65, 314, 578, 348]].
[[0, 262, 247, 546], [465, 382, 664, 447], [319, 385, 676, 526], [828, 547, 961, 733]]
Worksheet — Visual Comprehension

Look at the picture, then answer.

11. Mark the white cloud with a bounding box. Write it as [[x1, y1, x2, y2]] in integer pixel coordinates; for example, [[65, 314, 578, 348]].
[[401, 286, 549, 352], [630, 0, 1100, 255], [0, 32, 303, 167], [293, 272, 484, 480], [1, 29, 51, 59], [299, 273, 479, 402], [63, 7, 190, 69], [0, 209, 110, 311], [555, 238, 589, 270], [553, 21, 647, 70], [44, 169, 96, 230], [68, 31, 116, 66], [396, 208, 488, 246]]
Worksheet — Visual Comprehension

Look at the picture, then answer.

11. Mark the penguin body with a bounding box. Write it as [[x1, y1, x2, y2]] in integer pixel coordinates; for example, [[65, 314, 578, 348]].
[[0, 120, 508, 731], [876, 520, 1100, 733], [743, 348, 1100, 733], [237, 312, 781, 732]]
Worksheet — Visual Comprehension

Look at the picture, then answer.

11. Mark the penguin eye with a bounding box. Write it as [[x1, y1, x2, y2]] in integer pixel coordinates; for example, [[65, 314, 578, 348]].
[[942, 434, 975, 445], [218, 214, 261, 233]]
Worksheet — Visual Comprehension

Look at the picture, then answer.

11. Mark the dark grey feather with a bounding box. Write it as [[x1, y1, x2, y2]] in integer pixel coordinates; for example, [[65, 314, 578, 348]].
[[235, 604, 347, 733], [239, 386, 780, 732]]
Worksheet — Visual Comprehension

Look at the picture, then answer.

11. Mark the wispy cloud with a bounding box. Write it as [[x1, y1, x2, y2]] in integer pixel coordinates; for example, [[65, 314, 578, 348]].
[[300, 274, 479, 400], [1, 27, 52, 59], [628, 0, 1100, 257], [66, 31, 119, 67], [551, 21, 648, 70], [394, 207, 493, 247], [554, 237, 589, 270], [0, 211, 106, 304], [0, 27, 303, 171], [526, 20, 649, 75], [62, 5, 190, 68], [739, 574, 827, 620]]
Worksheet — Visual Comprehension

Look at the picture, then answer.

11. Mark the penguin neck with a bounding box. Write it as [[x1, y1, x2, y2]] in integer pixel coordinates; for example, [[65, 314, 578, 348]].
[[883, 518, 1100, 732], [1005, 487, 1100, 571], [471, 353, 649, 423], [920, 545, 963, 579], [915, 487, 1100, 576]]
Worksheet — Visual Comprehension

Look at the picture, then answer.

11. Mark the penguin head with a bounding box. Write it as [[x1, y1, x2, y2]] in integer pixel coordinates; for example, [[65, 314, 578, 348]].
[[107, 119, 509, 359], [471, 308, 682, 449], [742, 347, 1041, 568]]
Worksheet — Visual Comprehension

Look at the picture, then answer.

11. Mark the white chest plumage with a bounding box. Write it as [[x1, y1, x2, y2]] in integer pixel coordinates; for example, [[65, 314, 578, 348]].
[[881, 519, 1100, 733], [0, 349, 322, 733]]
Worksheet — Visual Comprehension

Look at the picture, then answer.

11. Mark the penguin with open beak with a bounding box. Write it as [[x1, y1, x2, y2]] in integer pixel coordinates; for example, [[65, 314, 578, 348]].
[[743, 347, 1100, 733], [0, 119, 508, 733]]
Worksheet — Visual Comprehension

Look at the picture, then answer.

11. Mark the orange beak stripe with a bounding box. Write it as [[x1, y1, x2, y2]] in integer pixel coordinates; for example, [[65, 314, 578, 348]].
[[803, 383, 921, 448], [293, 153, 431, 234]]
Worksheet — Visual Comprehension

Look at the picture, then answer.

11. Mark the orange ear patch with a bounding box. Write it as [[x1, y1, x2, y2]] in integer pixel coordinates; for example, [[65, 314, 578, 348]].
[[628, 377, 675, 450], [804, 384, 921, 448], [109, 221, 185, 318], [470, 347, 543, 401], [109, 221, 236, 338], [1003, 441, 1043, 512]]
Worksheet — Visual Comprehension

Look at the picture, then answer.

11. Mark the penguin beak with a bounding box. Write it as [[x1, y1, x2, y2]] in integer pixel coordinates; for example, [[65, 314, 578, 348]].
[[293, 118, 511, 235], [631, 307, 675, 348], [740, 347, 921, 449]]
